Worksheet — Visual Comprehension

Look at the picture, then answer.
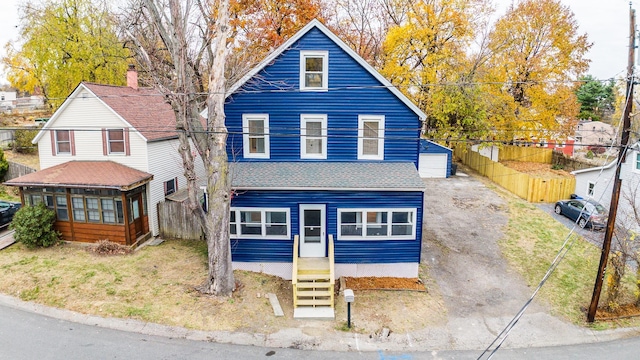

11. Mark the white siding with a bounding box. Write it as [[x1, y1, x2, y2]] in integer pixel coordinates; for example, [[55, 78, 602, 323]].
[[146, 139, 206, 236], [574, 150, 640, 232], [37, 89, 149, 171]]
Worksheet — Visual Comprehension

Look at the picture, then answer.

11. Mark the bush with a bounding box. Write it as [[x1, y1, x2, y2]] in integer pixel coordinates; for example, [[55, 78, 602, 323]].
[[13, 128, 39, 154], [551, 163, 564, 170], [0, 148, 8, 180], [10, 203, 60, 248]]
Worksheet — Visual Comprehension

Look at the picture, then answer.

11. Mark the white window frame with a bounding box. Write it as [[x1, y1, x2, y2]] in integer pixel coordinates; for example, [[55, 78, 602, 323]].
[[358, 115, 385, 160], [635, 153, 640, 172], [242, 114, 270, 159], [587, 181, 595, 197], [300, 51, 328, 91], [300, 114, 327, 159], [55, 129, 71, 155], [337, 208, 416, 240], [230, 207, 290, 240]]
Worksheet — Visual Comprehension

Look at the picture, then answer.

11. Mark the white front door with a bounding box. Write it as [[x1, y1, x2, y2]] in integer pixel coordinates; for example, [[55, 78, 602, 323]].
[[299, 204, 326, 258]]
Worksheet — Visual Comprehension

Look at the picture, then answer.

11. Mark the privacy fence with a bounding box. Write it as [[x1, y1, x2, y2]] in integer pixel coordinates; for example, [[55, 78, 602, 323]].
[[454, 146, 575, 203], [157, 201, 203, 240]]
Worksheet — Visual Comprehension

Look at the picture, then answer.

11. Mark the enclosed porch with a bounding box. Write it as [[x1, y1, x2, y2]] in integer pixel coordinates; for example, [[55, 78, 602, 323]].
[[5, 161, 153, 246]]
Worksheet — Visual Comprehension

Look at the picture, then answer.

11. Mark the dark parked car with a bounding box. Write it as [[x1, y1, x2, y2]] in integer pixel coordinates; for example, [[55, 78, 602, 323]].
[[554, 198, 608, 230], [0, 201, 21, 227]]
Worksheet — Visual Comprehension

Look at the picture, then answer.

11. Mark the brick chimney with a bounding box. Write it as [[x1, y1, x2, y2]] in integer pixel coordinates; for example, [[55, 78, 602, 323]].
[[127, 64, 138, 90]]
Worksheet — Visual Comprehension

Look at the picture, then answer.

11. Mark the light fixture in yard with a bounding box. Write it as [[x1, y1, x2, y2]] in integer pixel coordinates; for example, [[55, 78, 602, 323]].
[[344, 289, 354, 328]]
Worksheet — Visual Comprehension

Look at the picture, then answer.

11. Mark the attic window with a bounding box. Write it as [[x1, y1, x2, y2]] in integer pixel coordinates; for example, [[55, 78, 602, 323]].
[[300, 51, 328, 91]]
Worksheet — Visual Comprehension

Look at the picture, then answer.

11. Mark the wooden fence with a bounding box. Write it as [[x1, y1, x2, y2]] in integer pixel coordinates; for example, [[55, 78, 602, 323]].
[[498, 146, 553, 163], [455, 146, 575, 203], [157, 201, 203, 240], [5, 161, 36, 181]]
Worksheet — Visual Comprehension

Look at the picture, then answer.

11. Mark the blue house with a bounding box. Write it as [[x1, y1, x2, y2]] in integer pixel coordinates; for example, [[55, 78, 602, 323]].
[[222, 20, 426, 317]]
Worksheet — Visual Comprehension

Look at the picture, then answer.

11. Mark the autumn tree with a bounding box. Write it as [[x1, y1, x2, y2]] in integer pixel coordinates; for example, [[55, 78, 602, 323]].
[[124, 0, 235, 296], [3, 0, 129, 109], [380, 0, 493, 141], [575, 75, 615, 122], [482, 0, 591, 141], [226, 0, 324, 75]]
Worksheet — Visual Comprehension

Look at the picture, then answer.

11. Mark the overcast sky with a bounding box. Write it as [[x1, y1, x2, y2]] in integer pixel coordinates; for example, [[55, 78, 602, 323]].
[[0, 0, 633, 84]]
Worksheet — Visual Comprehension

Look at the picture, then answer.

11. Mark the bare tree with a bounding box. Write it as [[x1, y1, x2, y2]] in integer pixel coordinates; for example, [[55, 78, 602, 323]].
[[123, 0, 235, 296]]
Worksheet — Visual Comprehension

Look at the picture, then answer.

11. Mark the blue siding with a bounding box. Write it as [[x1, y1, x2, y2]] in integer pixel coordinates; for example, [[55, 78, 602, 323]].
[[230, 190, 423, 264], [420, 139, 452, 178], [225, 28, 421, 165]]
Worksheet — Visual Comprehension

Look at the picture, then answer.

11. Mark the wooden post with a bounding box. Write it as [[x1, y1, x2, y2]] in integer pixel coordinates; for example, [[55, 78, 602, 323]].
[[587, 6, 635, 323]]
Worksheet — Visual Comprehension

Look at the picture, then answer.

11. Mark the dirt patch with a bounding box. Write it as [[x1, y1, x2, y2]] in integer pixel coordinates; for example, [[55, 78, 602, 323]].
[[596, 303, 640, 321], [501, 160, 572, 178], [343, 277, 426, 291]]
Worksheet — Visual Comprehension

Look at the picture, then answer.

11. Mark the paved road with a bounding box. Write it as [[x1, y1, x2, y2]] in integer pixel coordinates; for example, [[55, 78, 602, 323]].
[[2, 301, 640, 359]]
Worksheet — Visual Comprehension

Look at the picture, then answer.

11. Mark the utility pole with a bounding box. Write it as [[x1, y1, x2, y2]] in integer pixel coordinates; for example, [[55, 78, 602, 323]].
[[587, 5, 635, 323]]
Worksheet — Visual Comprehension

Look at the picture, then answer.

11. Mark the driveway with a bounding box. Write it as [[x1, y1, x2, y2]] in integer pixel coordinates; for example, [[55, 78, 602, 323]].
[[421, 173, 543, 319]]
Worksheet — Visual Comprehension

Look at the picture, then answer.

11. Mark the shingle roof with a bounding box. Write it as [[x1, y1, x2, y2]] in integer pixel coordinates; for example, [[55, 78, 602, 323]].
[[83, 83, 177, 142], [230, 162, 425, 191], [4, 161, 153, 191]]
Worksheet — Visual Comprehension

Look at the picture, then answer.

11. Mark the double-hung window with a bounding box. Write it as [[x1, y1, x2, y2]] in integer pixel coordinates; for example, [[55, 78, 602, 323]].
[[242, 114, 270, 158], [635, 153, 640, 172], [300, 51, 328, 91], [358, 115, 384, 160], [108, 129, 125, 154], [229, 207, 290, 239], [587, 182, 595, 197], [55, 130, 71, 154], [338, 208, 416, 240], [301, 114, 327, 159]]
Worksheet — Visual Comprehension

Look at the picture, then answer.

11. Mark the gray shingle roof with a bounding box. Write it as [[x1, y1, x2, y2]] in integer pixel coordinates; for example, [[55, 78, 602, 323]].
[[230, 162, 425, 191]]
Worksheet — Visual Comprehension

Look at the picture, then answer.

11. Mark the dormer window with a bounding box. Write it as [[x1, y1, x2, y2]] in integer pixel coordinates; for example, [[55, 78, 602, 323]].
[[300, 51, 328, 91]]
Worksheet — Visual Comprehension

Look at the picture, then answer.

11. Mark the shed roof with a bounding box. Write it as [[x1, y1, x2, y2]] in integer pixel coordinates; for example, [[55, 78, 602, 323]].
[[230, 162, 425, 191], [4, 161, 153, 191]]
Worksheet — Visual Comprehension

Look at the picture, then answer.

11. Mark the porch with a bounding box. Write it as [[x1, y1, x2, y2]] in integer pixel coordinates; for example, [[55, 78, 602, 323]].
[[292, 234, 335, 319]]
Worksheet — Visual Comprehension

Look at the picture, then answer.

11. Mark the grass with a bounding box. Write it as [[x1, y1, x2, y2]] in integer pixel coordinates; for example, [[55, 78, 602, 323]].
[[499, 196, 623, 325], [0, 239, 445, 335]]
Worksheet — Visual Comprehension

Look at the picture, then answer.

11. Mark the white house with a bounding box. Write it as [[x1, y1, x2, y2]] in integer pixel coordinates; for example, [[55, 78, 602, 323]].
[[572, 144, 640, 231], [6, 67, 205, 245]]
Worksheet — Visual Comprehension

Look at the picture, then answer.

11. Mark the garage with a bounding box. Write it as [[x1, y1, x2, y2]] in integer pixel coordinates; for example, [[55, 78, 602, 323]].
[[419, 153, 448, 178], [419, 139, 452, 178]]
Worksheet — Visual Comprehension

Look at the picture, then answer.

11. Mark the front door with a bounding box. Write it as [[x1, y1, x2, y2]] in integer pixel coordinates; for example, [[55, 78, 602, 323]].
[[130, 193, 143, 237], [299, 204, 326, 258]]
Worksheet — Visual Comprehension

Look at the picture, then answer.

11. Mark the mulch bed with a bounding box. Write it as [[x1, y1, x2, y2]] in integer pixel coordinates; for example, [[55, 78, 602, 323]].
[[596, 303, 640, 321], [343, 276, 426, 291]]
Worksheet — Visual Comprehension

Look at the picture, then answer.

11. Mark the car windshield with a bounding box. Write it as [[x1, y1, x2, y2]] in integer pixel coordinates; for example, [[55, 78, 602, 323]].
[[586, 202, 606, 214]]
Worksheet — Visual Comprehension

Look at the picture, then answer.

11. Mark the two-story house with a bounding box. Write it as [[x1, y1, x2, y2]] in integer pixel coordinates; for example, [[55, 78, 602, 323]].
[[219, 20, 426, 318], [5, 68, 205, 246], [221, 19, 426, 279], [575, 119, 616, 150]]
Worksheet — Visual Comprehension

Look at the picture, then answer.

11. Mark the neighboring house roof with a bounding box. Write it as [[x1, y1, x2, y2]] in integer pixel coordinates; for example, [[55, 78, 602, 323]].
[[420, 139, 452, 153], [4, 161, 153, 191], [230, 162, 425, 191], [33, 82, 177, 143], [225, 19, 427, 121]]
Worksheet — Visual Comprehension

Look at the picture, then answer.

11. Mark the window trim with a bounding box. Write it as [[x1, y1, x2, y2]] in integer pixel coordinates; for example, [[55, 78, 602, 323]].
[[299, 51, 328, 91], [54, 130, 72, 155], [164, 178, 177, 196], [337, 208, 417, 240], [300, 114, 327, 159], [357, 115, 385, 160], [587, 181, 595, 197], [242, 114, 270, 159], [230, 207, 290, 240]]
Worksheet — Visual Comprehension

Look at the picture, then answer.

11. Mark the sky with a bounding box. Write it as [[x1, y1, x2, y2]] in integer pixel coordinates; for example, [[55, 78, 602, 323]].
[[0, 0, 633, 85]]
